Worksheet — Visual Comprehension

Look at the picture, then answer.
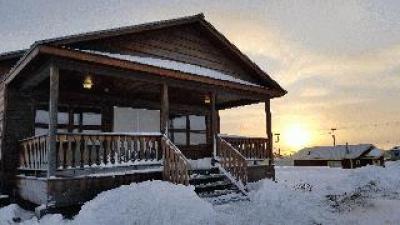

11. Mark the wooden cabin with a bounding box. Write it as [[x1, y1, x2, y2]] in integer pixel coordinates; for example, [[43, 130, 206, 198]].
[[293, 144, 385, 168], [0, 14, 286, 209]]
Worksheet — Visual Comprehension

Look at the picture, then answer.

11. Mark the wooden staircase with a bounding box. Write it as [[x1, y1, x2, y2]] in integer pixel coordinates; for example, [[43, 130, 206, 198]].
[[190, 167, 249, 205], [162, 136, 252, 205]]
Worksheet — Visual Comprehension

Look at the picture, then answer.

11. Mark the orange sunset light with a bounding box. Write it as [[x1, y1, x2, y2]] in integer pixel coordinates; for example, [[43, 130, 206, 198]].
[[282, 123, 311, 151]]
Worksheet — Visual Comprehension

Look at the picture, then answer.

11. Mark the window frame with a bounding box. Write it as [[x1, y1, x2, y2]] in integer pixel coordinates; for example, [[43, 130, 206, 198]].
[[34, 104, 103, 135], [169, 114, 207, 146]]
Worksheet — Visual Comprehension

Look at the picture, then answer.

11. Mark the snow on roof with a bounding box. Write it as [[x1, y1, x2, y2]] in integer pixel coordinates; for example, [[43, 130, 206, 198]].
[[365, 148, 384, 158], [78, 49, 260, 87], [293, 144, 375, 160], [390, 146, 400, 151]]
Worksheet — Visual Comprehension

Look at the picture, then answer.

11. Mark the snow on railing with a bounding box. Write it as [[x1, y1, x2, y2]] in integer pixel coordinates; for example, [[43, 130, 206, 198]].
[[18, 133, 162, 171]]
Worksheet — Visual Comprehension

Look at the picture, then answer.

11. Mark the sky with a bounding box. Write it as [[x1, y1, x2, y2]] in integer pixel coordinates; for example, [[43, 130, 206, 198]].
[[0, 0, 399, 154]]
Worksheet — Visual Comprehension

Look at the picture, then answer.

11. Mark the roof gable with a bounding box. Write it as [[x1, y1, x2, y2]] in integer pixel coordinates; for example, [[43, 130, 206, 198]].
[[65, 23, 264, 85]]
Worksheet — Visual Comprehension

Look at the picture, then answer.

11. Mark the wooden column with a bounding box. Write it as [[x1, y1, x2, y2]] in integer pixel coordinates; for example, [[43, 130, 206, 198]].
[[160, 83, 169, 135], [210, 92, 217, 157], [48, 64, 59, 177], [216, 111, 220, 134], [265, 99, 273, 160]]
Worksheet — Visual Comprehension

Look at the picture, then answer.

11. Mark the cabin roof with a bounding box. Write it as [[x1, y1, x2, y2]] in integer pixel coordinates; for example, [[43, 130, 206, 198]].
[[1, 13, 286, 96], [293, 144, 383, 160], [77, 49, 260, 86]]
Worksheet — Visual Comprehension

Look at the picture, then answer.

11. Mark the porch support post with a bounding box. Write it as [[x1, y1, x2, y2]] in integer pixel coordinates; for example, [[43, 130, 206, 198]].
[[210, 92, 217, 157], [160, 83, 169, 135], [47, 63, 59, 178], [265, 99, 273, 162]]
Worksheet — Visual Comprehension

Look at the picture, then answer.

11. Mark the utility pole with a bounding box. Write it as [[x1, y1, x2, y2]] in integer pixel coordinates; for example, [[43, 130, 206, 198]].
[[274, 133, 280, 143], [274, 133, 281, 156], [330, 128, 337, 146]]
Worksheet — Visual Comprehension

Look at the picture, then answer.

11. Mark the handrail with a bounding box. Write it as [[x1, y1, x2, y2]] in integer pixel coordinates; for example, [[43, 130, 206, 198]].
[[162, 136, 191, 185], [219, 135, 270, 160], [217, 136, 248, 185]]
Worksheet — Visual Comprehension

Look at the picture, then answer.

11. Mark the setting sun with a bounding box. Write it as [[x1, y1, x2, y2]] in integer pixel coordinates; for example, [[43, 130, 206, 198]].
[[283, 124, 311, 150]]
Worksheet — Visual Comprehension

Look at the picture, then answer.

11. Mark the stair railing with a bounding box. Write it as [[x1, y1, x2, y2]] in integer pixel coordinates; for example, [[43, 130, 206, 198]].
[[162, 136, 191, 185], [217, 136, 248, 185]]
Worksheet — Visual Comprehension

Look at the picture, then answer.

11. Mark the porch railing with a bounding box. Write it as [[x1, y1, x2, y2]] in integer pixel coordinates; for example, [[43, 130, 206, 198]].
[[18, 133, 192, 185], [19, 135, 49, 171], [217, 136, 247, 185], [162, 136, 191, 185], [19, 133, 162, 171], [219, 135, 270, 160]]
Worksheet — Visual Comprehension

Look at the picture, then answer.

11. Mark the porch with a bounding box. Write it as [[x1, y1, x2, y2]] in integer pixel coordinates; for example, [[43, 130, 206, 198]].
[[16, 132, 272, 207], [4, 47, 276, 207]]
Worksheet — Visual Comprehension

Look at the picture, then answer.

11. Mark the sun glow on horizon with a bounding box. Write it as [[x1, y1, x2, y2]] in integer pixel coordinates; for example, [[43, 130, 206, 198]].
[[283, 124, 311, 151]]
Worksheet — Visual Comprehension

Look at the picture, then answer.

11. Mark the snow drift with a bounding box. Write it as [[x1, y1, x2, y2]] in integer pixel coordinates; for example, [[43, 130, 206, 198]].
[[72, 180, 216, 225], [0, 181, 215, 225]]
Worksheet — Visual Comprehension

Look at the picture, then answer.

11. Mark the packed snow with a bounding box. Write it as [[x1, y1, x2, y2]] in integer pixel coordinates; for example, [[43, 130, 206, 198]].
[[2, 162, 400, 225]]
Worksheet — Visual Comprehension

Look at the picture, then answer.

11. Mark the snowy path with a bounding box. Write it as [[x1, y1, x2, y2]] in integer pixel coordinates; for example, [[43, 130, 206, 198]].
[[1, 162, 400, 225]]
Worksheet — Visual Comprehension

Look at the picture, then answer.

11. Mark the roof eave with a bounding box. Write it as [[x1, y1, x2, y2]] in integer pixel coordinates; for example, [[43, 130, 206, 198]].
[[5, 45, 280, 97]]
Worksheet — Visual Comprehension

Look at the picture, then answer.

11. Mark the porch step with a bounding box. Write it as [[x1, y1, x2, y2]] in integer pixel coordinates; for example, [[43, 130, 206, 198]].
[[190, 168, 249, 205], [190, 167, 219, 176], [0, 194, 10, 207], [194, 180, 234, 193], [202, 192, 249, 205], [189, 174, 226, 186]]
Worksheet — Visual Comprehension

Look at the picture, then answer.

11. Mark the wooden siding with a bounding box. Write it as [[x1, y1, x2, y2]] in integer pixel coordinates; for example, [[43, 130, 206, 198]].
[[0, 58, 25, 191], [16, 170, 162, 207], [2, 88, 35, 192], [247, 165, 274, 182], [67, 24, 262, 85], [0, 59, 20, 163]]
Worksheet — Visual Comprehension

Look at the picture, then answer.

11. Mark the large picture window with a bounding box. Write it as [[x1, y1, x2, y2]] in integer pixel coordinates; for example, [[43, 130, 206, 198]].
[[169, 115, 206, 146], [34, 106, 102, 136]]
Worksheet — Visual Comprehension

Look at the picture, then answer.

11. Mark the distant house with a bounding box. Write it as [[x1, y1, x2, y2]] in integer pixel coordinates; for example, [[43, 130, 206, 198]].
[[293, 144, 384, 169], [386, 146, 400, 161]]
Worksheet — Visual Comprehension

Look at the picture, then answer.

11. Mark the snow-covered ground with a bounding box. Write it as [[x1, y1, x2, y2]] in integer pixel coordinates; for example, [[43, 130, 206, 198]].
[[1, 162, 400, 225]]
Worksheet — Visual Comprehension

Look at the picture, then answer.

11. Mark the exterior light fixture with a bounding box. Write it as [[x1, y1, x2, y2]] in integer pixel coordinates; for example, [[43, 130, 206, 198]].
[[204, 95, 211, 104], [83, 76, 93, 89]]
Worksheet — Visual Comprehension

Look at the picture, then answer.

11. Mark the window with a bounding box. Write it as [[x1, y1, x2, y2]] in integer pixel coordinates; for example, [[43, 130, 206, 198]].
[[34, 106, 102, 135], [34, 110, 68, 135], [82, 112, 102, 126], [113, 107, 160, 132], [169, 115, 206, 146]]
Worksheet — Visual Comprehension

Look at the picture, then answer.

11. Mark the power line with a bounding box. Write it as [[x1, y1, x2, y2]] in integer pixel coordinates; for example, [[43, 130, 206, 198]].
[[317, 120, 400, 132]]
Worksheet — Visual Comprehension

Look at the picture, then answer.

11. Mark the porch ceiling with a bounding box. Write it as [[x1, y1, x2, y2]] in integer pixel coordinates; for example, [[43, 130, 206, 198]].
[[30, 69, 261, 111]]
